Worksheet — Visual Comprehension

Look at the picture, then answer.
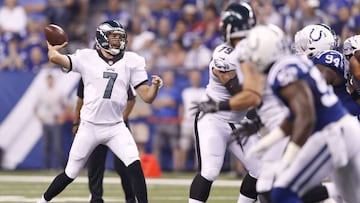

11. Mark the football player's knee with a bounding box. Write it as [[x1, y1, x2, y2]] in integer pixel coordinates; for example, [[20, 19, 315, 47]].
[[201, 168, 220, 181], [65, 164, 82, 179]]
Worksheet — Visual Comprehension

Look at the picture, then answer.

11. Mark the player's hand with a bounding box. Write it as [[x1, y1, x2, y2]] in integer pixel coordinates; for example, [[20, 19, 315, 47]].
[[47, 41, 68, 62], [151, 75, 163, 89], [191, 96, 219, 119], [231, 116, 263, 146], [47, 41, 68, 51]]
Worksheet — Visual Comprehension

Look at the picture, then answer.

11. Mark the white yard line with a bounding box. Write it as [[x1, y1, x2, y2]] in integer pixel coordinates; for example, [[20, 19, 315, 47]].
[[0, 175, 242, 187], [0, 196, 238, 202], [0, 196, 127, 202], [0, 175, 241, 202]]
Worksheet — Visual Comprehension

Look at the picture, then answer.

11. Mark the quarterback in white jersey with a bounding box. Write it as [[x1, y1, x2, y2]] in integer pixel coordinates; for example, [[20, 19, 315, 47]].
[[37, 20, 162, 203], [189, 3, 262, 203]]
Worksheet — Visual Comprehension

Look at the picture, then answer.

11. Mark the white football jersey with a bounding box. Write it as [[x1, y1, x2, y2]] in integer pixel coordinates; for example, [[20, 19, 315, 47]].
[[68, 49, 148, 124], [206, 42, 247, 123], [182, 86, 206, 126], [257, 84, 289, 132], [232, 39, 289, 130]]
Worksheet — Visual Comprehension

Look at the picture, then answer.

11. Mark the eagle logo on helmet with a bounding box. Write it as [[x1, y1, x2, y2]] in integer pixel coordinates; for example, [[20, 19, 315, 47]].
[[214, 58, 231, 71]]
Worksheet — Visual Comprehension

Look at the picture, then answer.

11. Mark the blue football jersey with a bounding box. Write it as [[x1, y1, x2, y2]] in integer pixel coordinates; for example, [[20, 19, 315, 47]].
[[311, 50, 360, 116], [312, 50, 346, 83], [267, 55, 347, 132]]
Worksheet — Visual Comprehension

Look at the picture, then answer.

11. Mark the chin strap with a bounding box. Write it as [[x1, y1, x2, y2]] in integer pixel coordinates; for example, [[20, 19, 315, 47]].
[[107, 49, 125, 60]]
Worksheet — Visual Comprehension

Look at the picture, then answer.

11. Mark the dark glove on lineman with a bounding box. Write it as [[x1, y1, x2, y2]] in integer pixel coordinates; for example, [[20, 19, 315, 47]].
[[191, 96, 219, 119], [231, 109, 263, 146]]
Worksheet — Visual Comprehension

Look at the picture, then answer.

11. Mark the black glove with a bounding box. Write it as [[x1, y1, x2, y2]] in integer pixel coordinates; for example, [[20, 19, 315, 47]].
[[231, 110, 263, 146], [191, 96, 219, 119]]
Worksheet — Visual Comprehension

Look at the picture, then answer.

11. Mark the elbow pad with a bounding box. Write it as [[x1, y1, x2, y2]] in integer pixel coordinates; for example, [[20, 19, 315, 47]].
[[224, 76, 242, 96]]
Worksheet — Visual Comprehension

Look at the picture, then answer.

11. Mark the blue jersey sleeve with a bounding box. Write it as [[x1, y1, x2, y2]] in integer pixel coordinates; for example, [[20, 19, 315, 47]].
[[269, 63, 307, 92], [311, 50, 346, 83], [268, 56, 347, 132]]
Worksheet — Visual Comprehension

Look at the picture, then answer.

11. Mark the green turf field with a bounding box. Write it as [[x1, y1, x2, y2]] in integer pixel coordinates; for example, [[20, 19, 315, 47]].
[[0, 170, 242, 202]]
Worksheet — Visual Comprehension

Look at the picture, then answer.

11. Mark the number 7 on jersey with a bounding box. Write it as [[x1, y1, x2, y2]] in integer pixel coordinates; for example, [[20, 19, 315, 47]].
[[103, 72, 118, 99]]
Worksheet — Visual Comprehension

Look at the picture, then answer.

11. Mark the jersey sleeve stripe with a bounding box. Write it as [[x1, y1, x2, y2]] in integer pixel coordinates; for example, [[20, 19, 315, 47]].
[[61, 55, 73, 73], [77, 78, 84, 99], [134, 79, 148, 89], [127, 86, 136, 100]]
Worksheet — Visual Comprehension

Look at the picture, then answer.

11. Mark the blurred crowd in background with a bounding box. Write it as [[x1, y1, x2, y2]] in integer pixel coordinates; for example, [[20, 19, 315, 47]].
[[0, 0, 360, 172], [1, 0, 359, 73]]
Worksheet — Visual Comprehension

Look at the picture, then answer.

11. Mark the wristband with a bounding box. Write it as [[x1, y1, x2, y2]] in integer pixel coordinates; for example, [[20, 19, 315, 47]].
[[218, 100, 231, 111], [282, 141, 301, 166], [224, 77, 242, 95]]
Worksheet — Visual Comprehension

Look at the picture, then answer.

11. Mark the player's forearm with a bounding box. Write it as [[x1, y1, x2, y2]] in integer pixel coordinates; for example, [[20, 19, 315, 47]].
[[279, 118, 293, 135], [291, 116, 314, 147], [229, 91, 261, 110], [142, 85, 159, 103], [137, 75, 162, 103], [350, 56, 360, 81], [288, 96, 315, 147], [48, 50, 70, 69]]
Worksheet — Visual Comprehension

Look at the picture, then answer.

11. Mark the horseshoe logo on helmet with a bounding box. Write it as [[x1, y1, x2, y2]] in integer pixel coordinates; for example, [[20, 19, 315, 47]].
[[310, 28, 323, 41]]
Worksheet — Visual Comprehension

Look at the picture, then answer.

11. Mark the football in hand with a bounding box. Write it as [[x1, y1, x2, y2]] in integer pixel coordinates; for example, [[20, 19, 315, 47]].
[[44, 24, 68, 46]]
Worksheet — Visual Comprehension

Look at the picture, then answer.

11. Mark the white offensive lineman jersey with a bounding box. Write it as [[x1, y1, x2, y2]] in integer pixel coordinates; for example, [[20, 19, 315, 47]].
[[182, 86, 206, 126], [257, 85, 289, 132], [206, 42, 247, 123], [232, 39, 289, 131], [67, 49, 148, 124]]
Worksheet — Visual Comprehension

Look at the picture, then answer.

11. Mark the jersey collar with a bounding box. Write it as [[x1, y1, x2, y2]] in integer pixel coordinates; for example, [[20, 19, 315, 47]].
[[97, 49, 124, 65]]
